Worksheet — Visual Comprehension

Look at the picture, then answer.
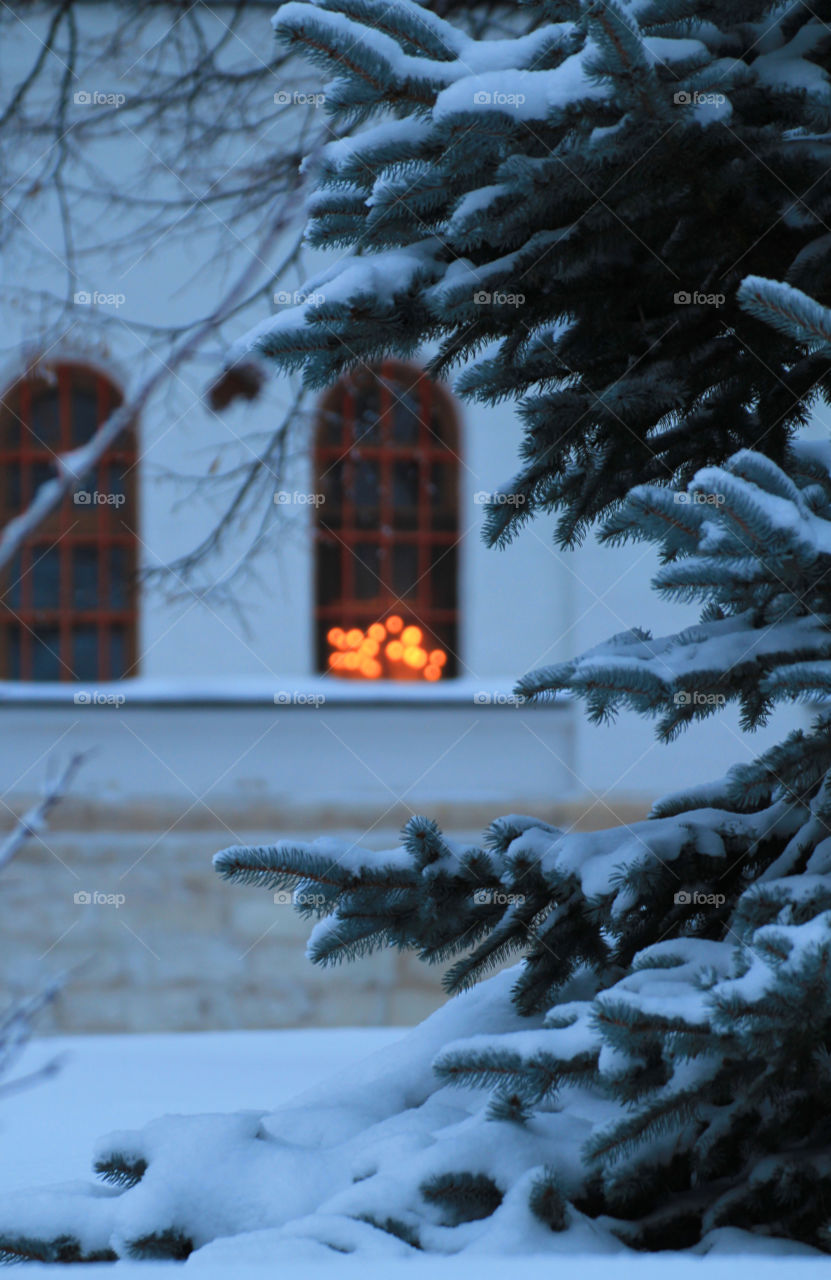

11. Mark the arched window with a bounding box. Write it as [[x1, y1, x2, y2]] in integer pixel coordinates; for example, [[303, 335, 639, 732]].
[[314, 361, 459, 679], [0, 363, 138, 681]]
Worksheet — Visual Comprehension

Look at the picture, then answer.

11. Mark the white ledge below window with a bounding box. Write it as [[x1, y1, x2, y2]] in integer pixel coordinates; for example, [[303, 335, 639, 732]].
[[0, 675, 568, 709]]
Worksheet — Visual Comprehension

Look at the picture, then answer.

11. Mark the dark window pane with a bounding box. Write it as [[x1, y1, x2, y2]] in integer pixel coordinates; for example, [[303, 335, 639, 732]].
[[30, 391, 60, 450], [31, 547, 60, 609], [430, 406, 453, 449], [30, 461, 53, 500], [109, 546, 128, 609], [430, 462, 457, 530], [317, 541, 341, 606], [352, 386, 380, 443], [70, 389, 99, 446], [390, 385, 420, 444], [104, 462, 128, 505], [392, 543, 419, 598], [318, 459, 343, 528], [429, 545, 457, 610], [6, 624, 20, 679], [110, 626, 127, 678], [319, 397, 344, 446], [5, 464, 20, 510], [393, 460, 419, 530], [2, 554, 21, 610], [71, 626, 98, 681], [72, 546, 99, 610], [354, 543, 380, 599], [352, 459, 380, 529], [0, 405, 20, 449], [31, 627, 61, 680]]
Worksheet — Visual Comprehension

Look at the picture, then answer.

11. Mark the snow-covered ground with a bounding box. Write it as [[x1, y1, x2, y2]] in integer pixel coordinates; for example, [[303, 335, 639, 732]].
[[1, 1029, 830, 1277], [0, 1028, 402, 1196]]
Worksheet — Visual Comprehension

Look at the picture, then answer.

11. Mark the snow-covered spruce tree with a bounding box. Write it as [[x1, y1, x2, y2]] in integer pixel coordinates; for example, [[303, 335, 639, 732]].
[[234, 0, 831, 543], [7, 439, 831, 1259], [4, 0, 831, 1258]]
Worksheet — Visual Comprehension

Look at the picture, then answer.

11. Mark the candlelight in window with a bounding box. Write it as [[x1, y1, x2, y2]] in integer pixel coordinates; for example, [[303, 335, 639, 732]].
[[327, 618, 446, 681]]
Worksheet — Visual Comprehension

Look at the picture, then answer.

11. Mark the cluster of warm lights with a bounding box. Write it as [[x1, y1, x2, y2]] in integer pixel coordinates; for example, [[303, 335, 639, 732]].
[[327, 616, 447, 681]]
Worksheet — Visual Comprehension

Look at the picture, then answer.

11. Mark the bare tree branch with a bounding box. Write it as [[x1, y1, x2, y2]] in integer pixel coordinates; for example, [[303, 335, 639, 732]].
[[0, 751, 87, 875]]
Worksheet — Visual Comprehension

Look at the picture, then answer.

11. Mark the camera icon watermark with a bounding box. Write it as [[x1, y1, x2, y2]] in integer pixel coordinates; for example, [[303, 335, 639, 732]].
[[473, 691, 525, 706], [473, 289, 524, 307], [73, 290, 126, 308], [273, 691, 325, 707], [473, 888, 525, 905], [673, 490, 725, 506], [673, 90, 726, 108], [274, 289, 325, 306], [674, 889, 726, 907], [74, 90, 126, 108], [473, 90, 525, 107], [474, 491, 526, 506], [74, 890, 126, 908], [674, 290, 725, 308], [73, 690, 126, 707], [273, 490, 325, 507], [673, 690, 726, 707], [74, 490, 126, 507], [274, 90, 326, 108], [274, 888, 326, 907]]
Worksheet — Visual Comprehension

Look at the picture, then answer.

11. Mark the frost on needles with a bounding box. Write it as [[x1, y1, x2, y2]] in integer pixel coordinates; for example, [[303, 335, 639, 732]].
[[235, 0, 831, 545]]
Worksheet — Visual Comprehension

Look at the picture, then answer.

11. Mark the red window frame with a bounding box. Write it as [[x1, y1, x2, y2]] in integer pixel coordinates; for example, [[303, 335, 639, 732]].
[[0, 363, 139, 681], [313, 360, 460, 676]]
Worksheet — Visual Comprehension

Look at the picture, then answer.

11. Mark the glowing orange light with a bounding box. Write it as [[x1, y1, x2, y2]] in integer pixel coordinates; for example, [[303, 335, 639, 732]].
[[327, 619, 446, 682], [404, 646, 428, 669]]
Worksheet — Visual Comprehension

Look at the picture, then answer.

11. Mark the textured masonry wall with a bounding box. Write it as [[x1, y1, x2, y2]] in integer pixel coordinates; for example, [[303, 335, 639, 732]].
[[0, 799, 648, 1034]]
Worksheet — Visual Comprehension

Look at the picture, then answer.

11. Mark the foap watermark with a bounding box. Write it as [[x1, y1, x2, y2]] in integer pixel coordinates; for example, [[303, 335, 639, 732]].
[[473, 289, 525, 308], [74, 690, 126, 707], [74, 490, 126, 507], [73, 290, 126, 308], [473, 90, 526, 108], [274, 289, 326, 306], [473, 491, 525, 506], [473, 888, 525, 905], [474, 691, 526, 706], [74, 90, 126, 108], [674, 889, 726, 907], [673, 490, 725, 506], [74, 890, 126, 908], [273, 490, 325, 507], [673, 691, 726, 708], [673, 90, 726, 108], [274, 90, 326, 108], [274, 691, 325, 707], [274, 888, 326, 908], [674, 290, 725, 308]]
